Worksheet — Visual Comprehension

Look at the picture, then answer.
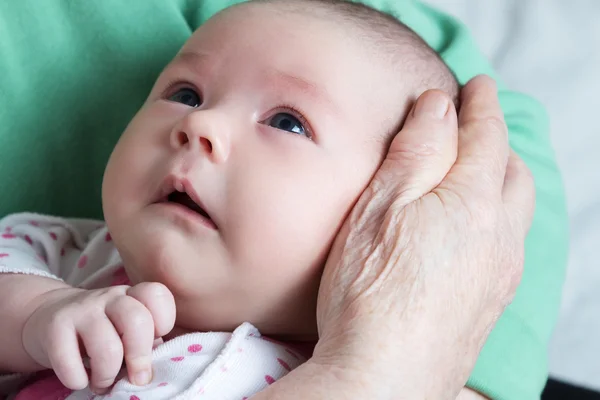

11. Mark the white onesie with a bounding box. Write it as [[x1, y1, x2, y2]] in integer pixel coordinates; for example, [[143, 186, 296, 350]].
[[0, 213, 306, 400]]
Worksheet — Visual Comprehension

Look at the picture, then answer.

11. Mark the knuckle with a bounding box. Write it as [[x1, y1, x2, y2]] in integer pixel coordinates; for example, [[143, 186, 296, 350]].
[[102, 285, 128, 298], [115, 297, 152, 328], [47, 309, 73, 331], [147, 281, 172, 297], [86, 336, 123, 362], [480, 115, 508, 137], [457, 190, 500, 228], [101, 340, 124, 359], [391, 142, 444, 164], [128, 309, 153, 329], [113, 292, 141, 311], [133, 281, 171, 300]]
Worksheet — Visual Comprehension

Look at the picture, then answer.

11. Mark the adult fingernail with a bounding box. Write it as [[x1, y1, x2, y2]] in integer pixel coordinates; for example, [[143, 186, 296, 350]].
[[414, 93, 449, 119], [135, 369, 151, 385]]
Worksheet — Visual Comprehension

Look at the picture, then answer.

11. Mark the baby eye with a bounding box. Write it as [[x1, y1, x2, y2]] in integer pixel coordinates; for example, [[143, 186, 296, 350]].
[[265, 112, 307, 137], [168, 88, 202, 107]]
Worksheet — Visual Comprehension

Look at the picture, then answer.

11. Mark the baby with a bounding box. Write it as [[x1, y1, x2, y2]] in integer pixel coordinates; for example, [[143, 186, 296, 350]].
[[0, 0, 458, 398]]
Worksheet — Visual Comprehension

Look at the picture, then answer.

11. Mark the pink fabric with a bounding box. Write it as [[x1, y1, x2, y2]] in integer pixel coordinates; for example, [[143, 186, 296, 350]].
[[14, 371, 73, 400]]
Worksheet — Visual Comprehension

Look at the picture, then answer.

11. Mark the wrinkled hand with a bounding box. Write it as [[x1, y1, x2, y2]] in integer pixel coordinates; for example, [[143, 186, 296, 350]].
[[22, 282, 175, 394], [314, 76, 534, 399]]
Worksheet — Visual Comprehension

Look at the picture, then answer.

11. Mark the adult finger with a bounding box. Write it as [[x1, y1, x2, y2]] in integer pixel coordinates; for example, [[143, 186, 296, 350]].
[[502, 149, 536, 239], [46, 323, 89, 390], [450, 75, 509, 194], [77, 316, 124, 393], [374, 89, 458, 206], [105, 294, 155, 386], [127, 282, 176, 337]]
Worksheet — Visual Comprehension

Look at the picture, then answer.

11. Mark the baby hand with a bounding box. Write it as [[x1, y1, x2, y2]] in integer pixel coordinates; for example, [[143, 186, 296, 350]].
[[21, 282, 176, 394]]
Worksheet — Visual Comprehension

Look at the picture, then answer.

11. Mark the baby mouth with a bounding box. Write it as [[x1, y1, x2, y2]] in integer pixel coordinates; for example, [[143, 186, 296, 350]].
[[167, 191, 213, 222]]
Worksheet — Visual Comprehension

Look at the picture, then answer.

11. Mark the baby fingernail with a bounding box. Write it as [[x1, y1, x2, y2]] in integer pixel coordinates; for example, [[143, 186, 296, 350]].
[[414, 93, 449, 119], [135, 370, 151, 385]]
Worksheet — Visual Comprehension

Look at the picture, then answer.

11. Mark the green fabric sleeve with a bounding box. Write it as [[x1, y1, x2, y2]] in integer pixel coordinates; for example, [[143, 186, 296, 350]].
[[0, 1, 568, 398]]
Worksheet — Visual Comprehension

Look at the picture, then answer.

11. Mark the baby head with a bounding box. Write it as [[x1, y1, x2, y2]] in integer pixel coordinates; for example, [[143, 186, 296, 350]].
[[102, 0, 458, 339]]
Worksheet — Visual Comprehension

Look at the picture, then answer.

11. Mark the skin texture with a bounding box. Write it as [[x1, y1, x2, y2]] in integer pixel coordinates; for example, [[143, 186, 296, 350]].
[[252, 77, 533, 399], [103, 1, 412, 341], [0, 4, 529, 399], [22, 282, 175, 392], [8, 3, 417, 394]]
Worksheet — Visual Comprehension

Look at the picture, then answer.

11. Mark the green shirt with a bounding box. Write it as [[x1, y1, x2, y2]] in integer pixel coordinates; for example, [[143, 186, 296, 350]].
[[0, 1, 568, 398]]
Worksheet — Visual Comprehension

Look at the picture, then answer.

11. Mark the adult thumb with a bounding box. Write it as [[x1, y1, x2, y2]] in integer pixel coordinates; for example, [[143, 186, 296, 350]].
[[375, 90, 458, 205]]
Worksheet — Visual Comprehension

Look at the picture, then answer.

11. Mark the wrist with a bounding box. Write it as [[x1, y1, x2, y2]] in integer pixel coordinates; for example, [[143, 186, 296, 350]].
[[252, 358, 389, 400], [312, 317, 467, 400], [21, 283, 82, 367], [0, 274, 74, 373]]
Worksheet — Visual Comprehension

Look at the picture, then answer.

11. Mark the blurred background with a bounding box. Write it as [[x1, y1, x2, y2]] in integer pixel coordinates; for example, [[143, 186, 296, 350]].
[[424, 0, 600, 394]]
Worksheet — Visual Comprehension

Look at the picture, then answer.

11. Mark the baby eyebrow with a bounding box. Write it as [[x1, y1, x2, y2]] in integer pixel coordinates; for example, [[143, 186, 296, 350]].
[[267, 69, 339, 115], [174, 51, 214, 77]]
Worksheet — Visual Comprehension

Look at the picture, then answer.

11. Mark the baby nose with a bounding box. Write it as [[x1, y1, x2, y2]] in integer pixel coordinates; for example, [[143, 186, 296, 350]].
[[173, 130, 213, 154], [170, 113, 230, 163]]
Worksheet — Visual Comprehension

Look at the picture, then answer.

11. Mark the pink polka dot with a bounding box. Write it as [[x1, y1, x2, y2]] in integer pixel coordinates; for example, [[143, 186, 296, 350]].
[[77, 255, 88, 268], [24, 235, 33, 245], [187, 344, 202, 353], [49, 232, 58, 240], [38, 254, 47, 264], [0, 253, 9, 258], [265, 375, 275, 385], [277, 358, 291, 372], [198, 387, 204, 394], [158, 382, 168, 387], [105, 232, 112, 242], [1, 233, 16, 239], [220, 365, 228, 372], [171, 356, 184, 362], [237, 347, 243, 353], [29, 221, 39, 227], [130, 396, 140, 400], [60, 248, 65, 257], [4, 227, 11, 232]]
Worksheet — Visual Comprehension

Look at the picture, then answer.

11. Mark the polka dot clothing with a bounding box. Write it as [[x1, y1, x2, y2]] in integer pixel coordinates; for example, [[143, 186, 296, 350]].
[[14, 323, 304, 400], [0, 213, 306, 399]]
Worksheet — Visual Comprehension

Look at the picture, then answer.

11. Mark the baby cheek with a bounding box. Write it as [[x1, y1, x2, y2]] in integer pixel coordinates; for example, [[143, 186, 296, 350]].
[[243, 189, 342, 272]]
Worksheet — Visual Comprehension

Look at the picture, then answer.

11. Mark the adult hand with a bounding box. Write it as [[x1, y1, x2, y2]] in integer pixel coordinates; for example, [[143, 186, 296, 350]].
[[312, 75, 534, 399]]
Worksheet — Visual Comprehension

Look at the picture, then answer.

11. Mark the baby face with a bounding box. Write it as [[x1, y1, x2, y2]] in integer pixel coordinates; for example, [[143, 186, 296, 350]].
[[102, 2, 407, 338]]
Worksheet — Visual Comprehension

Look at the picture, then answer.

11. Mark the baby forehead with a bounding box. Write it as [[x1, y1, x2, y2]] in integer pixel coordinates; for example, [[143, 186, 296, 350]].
[[179, 2, 421, 132], [182, 7, 401, 87]]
